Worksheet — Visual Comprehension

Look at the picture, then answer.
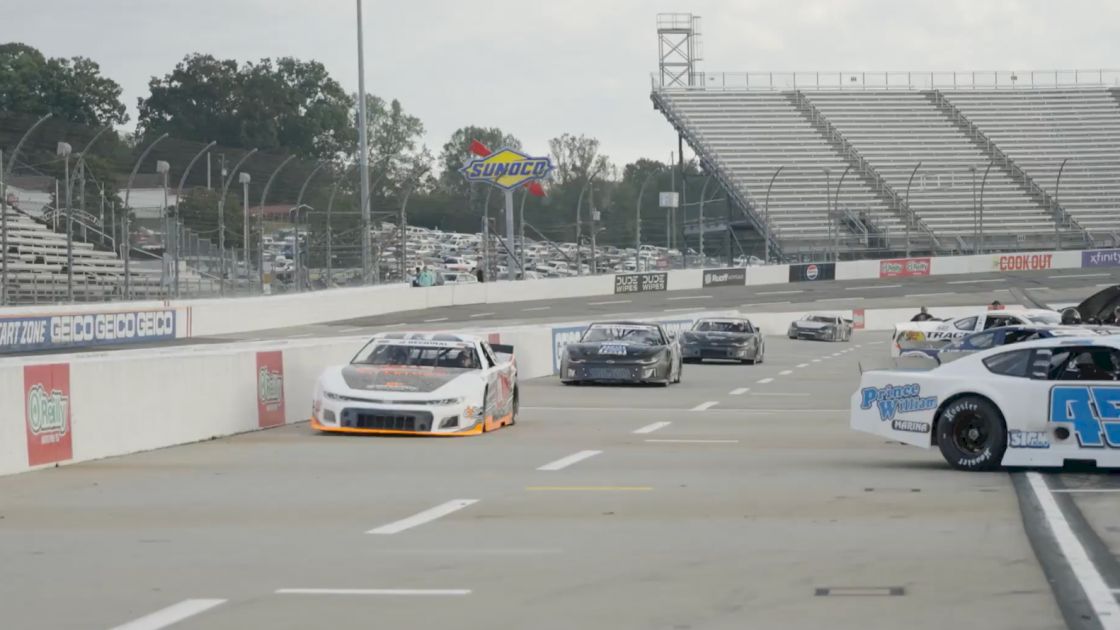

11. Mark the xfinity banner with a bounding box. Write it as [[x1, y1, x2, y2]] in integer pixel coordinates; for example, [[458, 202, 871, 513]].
[[702, 267, 746, 288], [788, 262, 836, 282], [614, 272, 668, 294], [0, 309, 178, 353], [1082, 249, 1120, 268]]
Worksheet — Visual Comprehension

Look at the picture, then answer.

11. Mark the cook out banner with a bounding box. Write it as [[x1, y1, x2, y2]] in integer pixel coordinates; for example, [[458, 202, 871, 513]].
[[0, 309, 178, 353]]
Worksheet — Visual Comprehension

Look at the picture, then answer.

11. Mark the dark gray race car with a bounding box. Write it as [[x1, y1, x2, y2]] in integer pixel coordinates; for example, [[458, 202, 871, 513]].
[[680, 317, 765, 364], [787, 314, 852, 342], [559, 321, 682, 386]]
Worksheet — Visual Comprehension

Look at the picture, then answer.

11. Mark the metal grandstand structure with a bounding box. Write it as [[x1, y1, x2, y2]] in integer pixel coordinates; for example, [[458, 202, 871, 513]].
[[652, 47, 1120, 260]]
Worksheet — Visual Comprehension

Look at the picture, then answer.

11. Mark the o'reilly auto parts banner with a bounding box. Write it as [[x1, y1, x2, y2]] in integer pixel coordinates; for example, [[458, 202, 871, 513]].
[[702, 267, 746, 288], [788, 262, 836, 282], [879, 257, 931, 278], [1082, 249, 1120, 268], [614, 272, 668, 294], [256, 351, 286, 428], [24, 363, 73, 467]]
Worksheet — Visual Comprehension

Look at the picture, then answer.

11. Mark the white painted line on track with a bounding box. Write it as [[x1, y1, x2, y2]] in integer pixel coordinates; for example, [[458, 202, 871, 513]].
[[290, 333, 313, 338], [812, 358, 822, 363], [469, 312, 496, 318], [645, 439, 739, 444], [633, 421, 671, 434], [109, 599, 227, 630], [691, 401, 719, 411], [755, 290, 803, 295], [382, 323, 405, 328], [367, 499, 478, 535], [667, 295, 713, 301], [779, 369, 793, 375], [729, 387, 750, 395], [947, 278, 1003, 284], [1050, 488, 1120, 493], [523, 306, 550, 311], [424, 317, 449, 323], [907, 292, 953, 298], [588, 299, 631, 306], [844, 284, 901, 291], [1026, 472, 1120, 628], [537, 450, 602, 471], [664, 307, 699, 312], [868, 341, 885, 345], [277, 589, 471, 596], [756, 377, 774, 384], [1048, 273, 1111, 279], [745, 300, 790, 306], [340, 327, 365, 333], [750, 392, 801, 397], [797, 363, 809, 368]]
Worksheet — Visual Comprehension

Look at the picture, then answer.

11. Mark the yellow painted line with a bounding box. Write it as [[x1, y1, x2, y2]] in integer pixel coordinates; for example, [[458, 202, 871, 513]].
[[525, 486, 653, 492]]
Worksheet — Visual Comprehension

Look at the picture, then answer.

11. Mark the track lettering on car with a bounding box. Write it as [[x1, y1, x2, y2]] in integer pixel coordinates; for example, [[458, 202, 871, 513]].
[[1049, 385, 1120, 448]]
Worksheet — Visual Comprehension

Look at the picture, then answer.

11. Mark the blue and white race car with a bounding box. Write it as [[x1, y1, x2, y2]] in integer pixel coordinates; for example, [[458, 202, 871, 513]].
[[852, 334, 1120, 470]]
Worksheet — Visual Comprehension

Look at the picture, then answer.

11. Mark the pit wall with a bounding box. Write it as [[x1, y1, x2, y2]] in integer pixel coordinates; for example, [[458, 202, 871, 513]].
[[0, 247, 1109, 353], [0, 304, 1007, 478]]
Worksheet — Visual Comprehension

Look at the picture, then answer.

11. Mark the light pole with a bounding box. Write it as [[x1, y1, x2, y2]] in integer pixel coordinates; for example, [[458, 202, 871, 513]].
[[290, 203, 313, 291], [294, 162, 328, 293], [240, 172, 251, 278], [969, 165, 978, 253], [823, 168, 831, 263], [123, 133, 169, 299], [57, 142, 74, 301], [764, 166, 784, 264], [324, 163, 357, 287], [217, 149, 257, 295], [0, 149, 6, 305], [636, 170, 657, 271], [834, 164, 851, 262], [978, 161, 993, 255], [355, 0, 372, 284], [697, 175, 713, 265], [3, 113, 52, 184], [156, 160, 170, 296], [259, 155, 296, 292], [904, 161, 922, 257], [1055, 157, 1070, 250], [519, 188, 529, 279], [173, 141, 216, 297]]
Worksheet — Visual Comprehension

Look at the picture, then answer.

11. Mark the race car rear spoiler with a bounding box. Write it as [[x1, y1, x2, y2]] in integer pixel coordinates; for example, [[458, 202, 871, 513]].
[[491, 343, 514, 355], [1011, 284, 1120, 322]]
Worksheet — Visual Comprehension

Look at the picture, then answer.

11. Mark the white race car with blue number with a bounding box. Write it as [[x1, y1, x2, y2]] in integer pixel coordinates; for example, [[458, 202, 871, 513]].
[[851, 334, 1120, 470]]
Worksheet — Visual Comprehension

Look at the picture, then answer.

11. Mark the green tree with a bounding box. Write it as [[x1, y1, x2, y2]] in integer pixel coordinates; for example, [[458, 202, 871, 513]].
[[548, 132, 612, 185], [437, 126, 521, 196], [0, 43, 127, 125], [360, 94, 429, 194], [137, 54, 354, 160]]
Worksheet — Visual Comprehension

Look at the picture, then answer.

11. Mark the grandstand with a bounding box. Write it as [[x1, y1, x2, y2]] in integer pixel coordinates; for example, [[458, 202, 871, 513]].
[[652, 70, 1120, 259]]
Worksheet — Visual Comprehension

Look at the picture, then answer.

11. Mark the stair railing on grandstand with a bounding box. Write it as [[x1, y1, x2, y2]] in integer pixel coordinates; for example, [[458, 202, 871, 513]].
[[649, 89, 786, 261], [792, 90, 943, 252], [930, 90, 1092, 248]]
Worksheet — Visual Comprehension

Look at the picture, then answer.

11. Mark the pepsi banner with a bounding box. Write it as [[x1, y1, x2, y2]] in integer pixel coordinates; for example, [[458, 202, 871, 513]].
[[0, 309, 178, 354], [788, 262, 836, 283]]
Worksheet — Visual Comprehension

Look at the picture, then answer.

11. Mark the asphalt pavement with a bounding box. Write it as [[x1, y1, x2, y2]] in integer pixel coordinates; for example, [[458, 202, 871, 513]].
[[5, 332, 1110, 630]]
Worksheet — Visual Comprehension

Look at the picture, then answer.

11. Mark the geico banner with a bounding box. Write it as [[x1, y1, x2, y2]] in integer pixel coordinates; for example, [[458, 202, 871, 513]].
[[0, 309, 178, 353], [702, 267, 746, 287], [993, 253, 1053, 272], [614, 272, 668, 294]]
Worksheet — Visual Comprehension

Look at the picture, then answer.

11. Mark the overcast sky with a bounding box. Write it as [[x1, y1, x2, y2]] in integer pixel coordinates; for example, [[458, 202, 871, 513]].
[[7, 0, 1120, 167]]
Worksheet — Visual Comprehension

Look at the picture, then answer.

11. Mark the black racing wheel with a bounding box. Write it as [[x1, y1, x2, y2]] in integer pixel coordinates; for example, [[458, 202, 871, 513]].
[[936, 396, 1007, 471]]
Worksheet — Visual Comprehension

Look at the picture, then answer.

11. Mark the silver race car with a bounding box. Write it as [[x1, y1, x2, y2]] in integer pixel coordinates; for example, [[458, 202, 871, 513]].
[[559, 321, 683, 386], [680, 317, 765, 364], [788, 314, 852, 342]]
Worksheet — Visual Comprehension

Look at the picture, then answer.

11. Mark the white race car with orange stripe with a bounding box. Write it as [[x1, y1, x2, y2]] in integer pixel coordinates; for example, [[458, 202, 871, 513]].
[[311, 332, 517, 436]]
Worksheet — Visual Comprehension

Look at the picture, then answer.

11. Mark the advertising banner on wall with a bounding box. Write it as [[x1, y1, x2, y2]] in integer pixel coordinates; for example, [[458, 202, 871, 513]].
[[879, 258, 931, 278], [614, 272, 668, 294], [0, 309, 178, 354], [551, 325, 586, 374], [993, 253, 1053, 271], [24, 363, 73, 466], [788, 263, 836, 283], [256, 351, 286, 428], [702, 268, 747, 287], [1082, 249, 1120, 268]]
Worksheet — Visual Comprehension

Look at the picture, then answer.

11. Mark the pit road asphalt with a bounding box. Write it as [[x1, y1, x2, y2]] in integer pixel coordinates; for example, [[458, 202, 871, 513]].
[[5, 332, 1116, 630]]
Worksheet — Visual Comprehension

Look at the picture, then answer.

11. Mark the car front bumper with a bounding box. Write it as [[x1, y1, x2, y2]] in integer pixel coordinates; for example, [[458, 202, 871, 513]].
[[312, 398, 498, 436], [560, 360, 671, 383], [681, 343, 758, 360]]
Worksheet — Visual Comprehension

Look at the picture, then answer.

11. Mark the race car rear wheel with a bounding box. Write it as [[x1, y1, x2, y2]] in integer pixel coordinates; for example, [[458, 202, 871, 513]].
[[935, 396, 1006, 472]]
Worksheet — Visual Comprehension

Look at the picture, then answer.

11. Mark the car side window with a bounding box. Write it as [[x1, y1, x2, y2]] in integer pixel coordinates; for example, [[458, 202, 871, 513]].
[[965, 331, 996, 349], [954, 316, 978, 331], [1002, 330, 1034, 345], [982, 349, 1032, 377], [983, 315, 1009, 330], [1050, 346, 1120, 381]]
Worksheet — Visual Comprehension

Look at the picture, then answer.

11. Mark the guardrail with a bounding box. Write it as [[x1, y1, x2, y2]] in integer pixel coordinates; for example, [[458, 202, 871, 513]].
[[654, 69, 1120, 91]]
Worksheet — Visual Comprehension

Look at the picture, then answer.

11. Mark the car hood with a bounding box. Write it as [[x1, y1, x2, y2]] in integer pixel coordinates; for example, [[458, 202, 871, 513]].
[[792, 321, 832, 330], [682, 331, 757, 343], [565, 342, 666, 360], [328, 365, 476, 395]]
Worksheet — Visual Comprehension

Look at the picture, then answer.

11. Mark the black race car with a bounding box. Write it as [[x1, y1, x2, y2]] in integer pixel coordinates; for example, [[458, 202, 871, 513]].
[[680, 317, 765, 364], [559, 321, 682, 386]]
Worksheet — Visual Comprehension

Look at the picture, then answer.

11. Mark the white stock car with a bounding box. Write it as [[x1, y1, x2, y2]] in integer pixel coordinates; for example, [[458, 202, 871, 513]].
[[851, 334, 1120, 470], [311, 333, 517, 436], [890, 308, 1061, 357]]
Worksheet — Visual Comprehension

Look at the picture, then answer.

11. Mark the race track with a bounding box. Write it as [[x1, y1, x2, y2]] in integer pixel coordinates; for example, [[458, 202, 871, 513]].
[[4, 331, 1117, 629]]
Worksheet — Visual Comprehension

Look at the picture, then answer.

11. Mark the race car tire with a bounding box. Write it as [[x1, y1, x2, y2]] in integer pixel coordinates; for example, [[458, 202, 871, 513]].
[[673, 360, 682, 384], [935, 395, 1007, 472], [788, 332, 796, 339]]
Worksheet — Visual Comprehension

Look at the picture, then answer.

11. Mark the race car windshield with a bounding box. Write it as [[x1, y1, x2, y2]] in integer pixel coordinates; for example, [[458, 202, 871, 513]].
[[805, 316, 835, 323], [354, 343, 481, 369], [695, 321, 752, 333], [582, 326, 662, 345]]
